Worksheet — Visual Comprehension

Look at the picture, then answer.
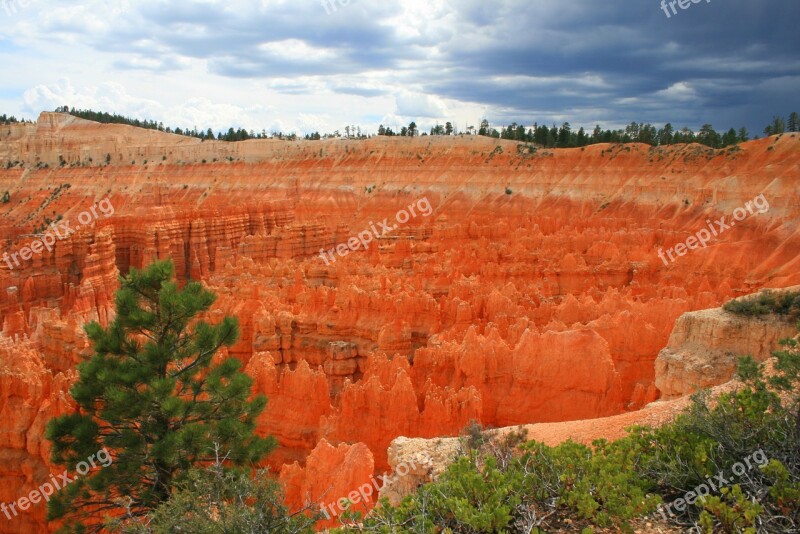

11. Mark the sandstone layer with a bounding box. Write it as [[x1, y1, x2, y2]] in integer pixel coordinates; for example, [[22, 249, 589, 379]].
[[655, 286, 800, 399], [0, 113, 799, 532]]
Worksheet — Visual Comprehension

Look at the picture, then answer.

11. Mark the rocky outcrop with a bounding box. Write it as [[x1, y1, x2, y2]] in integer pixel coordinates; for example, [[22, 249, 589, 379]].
[[380, 436, 459, 506], [655, 287, 800, 399]]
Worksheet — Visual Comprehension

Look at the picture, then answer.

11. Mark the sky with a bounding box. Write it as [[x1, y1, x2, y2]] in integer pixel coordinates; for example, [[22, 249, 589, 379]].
[[0, 0, 798, 136]]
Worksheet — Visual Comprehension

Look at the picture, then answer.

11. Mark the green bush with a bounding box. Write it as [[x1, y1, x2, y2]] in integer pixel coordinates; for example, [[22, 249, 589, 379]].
[[723, 290, 800, 320], [518, 438, 660, 528], [115, 462, 317, 533], [1, 191, 9, 203], [697, 485, 763, 533], [344, 427, 659, 532]]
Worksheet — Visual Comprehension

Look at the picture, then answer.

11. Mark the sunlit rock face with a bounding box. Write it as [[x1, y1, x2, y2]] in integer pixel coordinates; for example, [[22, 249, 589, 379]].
[[655, 287, 800, 400], [1, 113, 799, 531]]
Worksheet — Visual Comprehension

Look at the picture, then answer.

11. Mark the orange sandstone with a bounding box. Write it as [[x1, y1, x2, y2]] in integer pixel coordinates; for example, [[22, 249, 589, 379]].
[[0, 113, 799, 531]]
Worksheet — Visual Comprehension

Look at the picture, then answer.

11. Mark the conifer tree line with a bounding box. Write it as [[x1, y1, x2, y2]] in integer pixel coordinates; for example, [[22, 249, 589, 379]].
[[0, 114, 28, 124], [2, 107, 797, 148], [444, 111, 798, 149]]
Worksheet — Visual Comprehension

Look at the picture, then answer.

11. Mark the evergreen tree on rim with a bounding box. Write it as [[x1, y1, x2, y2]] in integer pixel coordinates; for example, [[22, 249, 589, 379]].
[[46, 259, 274, 532]]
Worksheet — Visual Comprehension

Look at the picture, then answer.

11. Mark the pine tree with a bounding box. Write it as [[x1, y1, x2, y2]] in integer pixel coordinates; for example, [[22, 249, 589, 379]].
[[722, 128, 738, 147], [576, 127, 586, 146], [592, 125, 603, 144], [737, 127, 750, 143], [764, 116, 786, 136], [46, 259, 273, 531], [658, 123, 674, 146], [698, 124, 721, 148], [557, 122, 571, 147], [545, 128, 556, 148], [788, 112, 799, 133]]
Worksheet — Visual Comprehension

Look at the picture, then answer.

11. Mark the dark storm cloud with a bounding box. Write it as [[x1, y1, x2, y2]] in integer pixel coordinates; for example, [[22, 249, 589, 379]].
[[427, 0, 800, 129]]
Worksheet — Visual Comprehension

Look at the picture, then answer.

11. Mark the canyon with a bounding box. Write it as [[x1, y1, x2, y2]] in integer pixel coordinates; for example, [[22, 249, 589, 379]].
[[0, 113, 799, 532]]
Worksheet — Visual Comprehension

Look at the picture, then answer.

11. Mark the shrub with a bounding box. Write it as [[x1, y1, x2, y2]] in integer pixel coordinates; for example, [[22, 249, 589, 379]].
[[348, 423, 659, 532], [723, 290, 800, 320], [2, 191, 9, 203], [626, 334, 800, 532], [115, 460, 317, 533]]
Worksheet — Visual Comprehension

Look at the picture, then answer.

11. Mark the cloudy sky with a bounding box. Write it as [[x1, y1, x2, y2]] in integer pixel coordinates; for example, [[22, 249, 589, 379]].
[[0, 0, 798, 136]]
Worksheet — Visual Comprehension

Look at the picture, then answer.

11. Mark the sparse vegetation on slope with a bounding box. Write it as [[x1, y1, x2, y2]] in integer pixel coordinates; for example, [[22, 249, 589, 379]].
[[723, 290, 800, 320], [117, 461, 317, 533], [54, 106, 278, 141]]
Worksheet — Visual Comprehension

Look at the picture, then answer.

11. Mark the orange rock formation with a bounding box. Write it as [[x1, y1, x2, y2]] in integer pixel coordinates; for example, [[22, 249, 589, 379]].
[[1, 113, 799, 532]]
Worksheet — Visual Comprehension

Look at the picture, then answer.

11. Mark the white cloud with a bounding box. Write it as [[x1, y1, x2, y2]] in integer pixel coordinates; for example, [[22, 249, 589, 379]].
[[395, 91, 448, 119], [654, 82, 699, 102], [296, 113, 331, 134], [258, 40, 338, 62], [22, 80, 277, 133]]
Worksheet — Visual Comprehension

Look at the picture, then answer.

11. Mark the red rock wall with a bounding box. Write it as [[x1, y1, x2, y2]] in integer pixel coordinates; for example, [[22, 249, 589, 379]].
[[1, 115, 799, 531]]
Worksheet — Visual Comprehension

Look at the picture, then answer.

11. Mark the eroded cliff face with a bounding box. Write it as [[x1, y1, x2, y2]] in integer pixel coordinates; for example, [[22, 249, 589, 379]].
[[655, 286, 800, 399], [1, 113, 799, 531]]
